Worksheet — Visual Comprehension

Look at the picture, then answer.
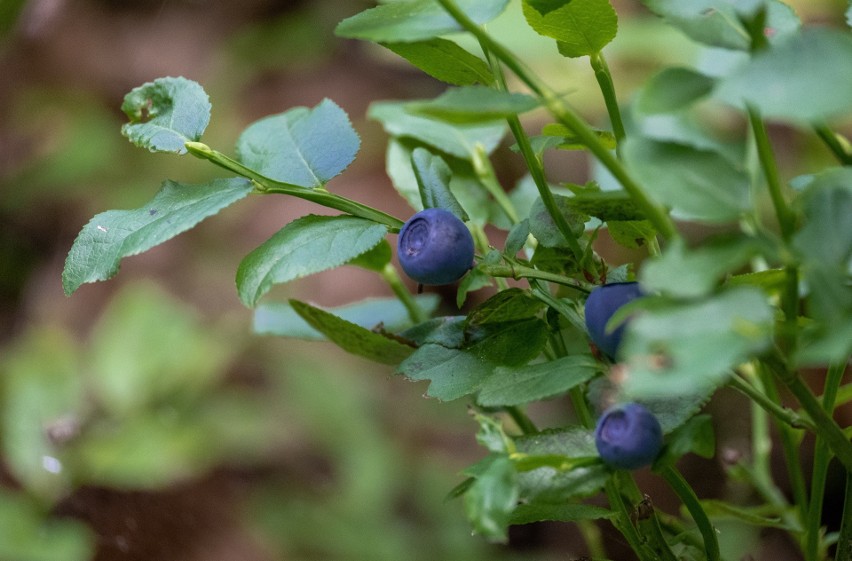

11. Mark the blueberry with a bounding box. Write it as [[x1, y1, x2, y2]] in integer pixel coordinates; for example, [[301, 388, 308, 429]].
[[594, 402, 663, 470], [584, 281, 644, 360], [397, 208, 475, 285]]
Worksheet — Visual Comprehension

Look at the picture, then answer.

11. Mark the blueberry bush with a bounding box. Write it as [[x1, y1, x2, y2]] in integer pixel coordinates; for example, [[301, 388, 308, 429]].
[[56, 1, 852, 559]]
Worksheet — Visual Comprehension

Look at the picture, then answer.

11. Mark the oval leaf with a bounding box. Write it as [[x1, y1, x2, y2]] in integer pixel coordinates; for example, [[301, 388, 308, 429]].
[[121, 76, 211, 154], [236, 215, 388, 307], [382, 39, 493, 86], [411, 147, 468, 219], [62, 178, 253, 295], [408, 86, 540, 123], [522, 0, 618, 57], [236, 99, 360, 188], [477, 355, 600, 407]]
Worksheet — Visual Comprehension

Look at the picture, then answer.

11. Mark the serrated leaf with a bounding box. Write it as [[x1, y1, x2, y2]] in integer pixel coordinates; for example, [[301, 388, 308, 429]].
[[347, 239, 393, 272], [640, 236, 762, 298], [382, 39, 493, 85], [288, 300, 415, 365], [715, 29, 852, 122], [253, 295, 440, 340], [62, 178, 253, 295], [408, 86, 540, 123], [622, 137, 750, 223], [467, 288, 546, 326], [236, 215, 388, 307], [464, 455, 518, 542], [528, 194, 588, 248], [411, 147, 468, 220], [398, 344, 497, 401], [369, 100, 506, 160], [640, 0, 800, 51], [510, 502, 613, 525], [120, 76, 211, 154], [477, 355, 600, 407], [236, 99, 359, 188], [335, 0, 510, 42], [635, 67, 715, 114], [622, 288, 774, 399], [525, 0, 571, 16], [522, 0, 618, 57], [505, 219, 531, 256], [564, 190, 646, 221]]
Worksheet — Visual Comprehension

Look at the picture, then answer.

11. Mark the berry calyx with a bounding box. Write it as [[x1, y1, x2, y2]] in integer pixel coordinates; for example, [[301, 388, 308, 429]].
[[584, 281, 644, 360], [397, 208, 474, 286], [594, 402, 663, 470]]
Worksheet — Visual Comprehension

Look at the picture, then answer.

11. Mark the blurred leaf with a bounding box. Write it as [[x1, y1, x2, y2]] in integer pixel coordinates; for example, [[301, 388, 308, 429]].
[[700, 500, 798, 531], [510, 502, 613, 524], [348, 239, 393, 271], [369, 101, 506, 160], [640, 236, 762, 298], [521, 0, 618, 57], [622, 288, 774, 399], [408, 86, 539, 123], [725, 268, 787, 292], [563, 189, 646, 221], [335, 0, 510, 42], [236, 215, 387, 307], [473, 413, 515, 454], [635, 67, 715, 114], [121, 77, 211, 154], [88, 283, 232, 416], [528, 194, 588, 248], [715, 29, 852, 122], [607, 220, 656, 249], [254, 295, 439, 340], [504, 219, 531, 256], [622, 137, 750, 222], [477, 355, 600, 406], [0, 490, 93, 561], [62, 178, 252, 295], [382, 39, 493, 85], [289, 300, 416, 365], [412, 148, 468, 220], [457, 262, 496, 308], [532, 124, 617, 153], [464, 455, 518, 542], [0, 329, 83, 499], [466, 288, 545, 326], [236, 99, 359, 188], [654, 414, 715, 468], [640, 0, 800, 51]]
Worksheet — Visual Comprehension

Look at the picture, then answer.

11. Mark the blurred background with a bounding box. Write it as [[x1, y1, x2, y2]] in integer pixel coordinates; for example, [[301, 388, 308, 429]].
[[0, 1, 848, 560]]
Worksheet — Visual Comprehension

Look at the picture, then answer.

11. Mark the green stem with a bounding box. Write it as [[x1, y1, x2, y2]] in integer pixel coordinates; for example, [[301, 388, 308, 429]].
[[471, 144, 520, 224], [729, 370, 816, 432], [814, 123, 852, 166], [505, 405, 538, 434], [479, 263, 592, 293], [381, 264, 427, 325], [185, 141, 404, 231], [434, 0, 678, 241], [747, 106, 795, 240], [658, 465, 721, 561], [589, 52, 626, 150], [805, 361, 848, 561], [838, 472, 852, 561], [765, 352, 852, 473]]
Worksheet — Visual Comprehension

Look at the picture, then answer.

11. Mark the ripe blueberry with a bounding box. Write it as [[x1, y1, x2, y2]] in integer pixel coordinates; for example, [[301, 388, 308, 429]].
[[397, 208, 474, 286], [584, 281, 644, 360], [594, 402, 663, 470]]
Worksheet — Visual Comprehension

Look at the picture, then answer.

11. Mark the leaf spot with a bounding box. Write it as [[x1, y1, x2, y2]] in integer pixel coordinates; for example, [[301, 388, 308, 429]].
[[97, 225, 109, 233]]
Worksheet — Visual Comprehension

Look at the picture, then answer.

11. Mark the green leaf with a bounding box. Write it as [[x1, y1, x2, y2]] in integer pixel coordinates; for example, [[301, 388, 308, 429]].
[[254, 295, 440, 340], [514, 428, 610, 501], [525, 0, 571, 16], [640, 236, 762, 298], [622, 137, 750, 223], [289, 300, 415, 365], [700, 500, 798, 531], [381, 39, 493, 86], [654, 414, 715, 468], [528, 194, 588, 248], [120, 76, 211, 154], [398, 344, 495, 400], [563, 189, 646, 221], [370, 100, 506, 161], [477, 355, 600, 407], [0, 490, 94, 561], [606, 220, 657, 250], [236, 215, 388, 307], [62, 178, 253, 295], [715, 29, 852, 122], [463, 455, 518, 542], [473, 412, 515, 454], [622, 288, 774, 399], [408, 86, 540, 123], [505, 219, 531, 256], [347, 239, 393, 272], [411, 147, 468, 220], [466, 288, 546, 326], [635, 67, 715, 114], [236, 99, 359, 188], [335, 0, 510, 42], [535, 123, 618, 152], [640, 0, 800, 51], [522, 0, 618, 57], [510, 502, 613, 525]]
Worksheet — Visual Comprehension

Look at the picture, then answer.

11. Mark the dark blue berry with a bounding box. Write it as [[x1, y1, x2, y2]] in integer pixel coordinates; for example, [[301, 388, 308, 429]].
[[397, 208, 474, 285], [594, 402, 663, 470], [584, 281, 644, 360]]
